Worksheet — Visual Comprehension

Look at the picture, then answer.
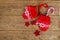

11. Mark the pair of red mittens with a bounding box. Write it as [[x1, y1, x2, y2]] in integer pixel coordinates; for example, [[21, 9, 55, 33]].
[[22, 3, 54, 36]]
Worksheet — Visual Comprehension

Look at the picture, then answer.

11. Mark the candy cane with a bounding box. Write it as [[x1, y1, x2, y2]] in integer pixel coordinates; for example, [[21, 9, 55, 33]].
[[46, 7, 55, 16]]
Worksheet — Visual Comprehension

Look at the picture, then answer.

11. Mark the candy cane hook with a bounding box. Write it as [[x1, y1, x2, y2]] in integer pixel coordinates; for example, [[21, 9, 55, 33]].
[[46, 7, 55, 16]]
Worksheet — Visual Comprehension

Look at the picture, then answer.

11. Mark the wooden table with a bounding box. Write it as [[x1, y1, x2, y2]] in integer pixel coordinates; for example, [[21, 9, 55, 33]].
[[0, 0, 60, 40]]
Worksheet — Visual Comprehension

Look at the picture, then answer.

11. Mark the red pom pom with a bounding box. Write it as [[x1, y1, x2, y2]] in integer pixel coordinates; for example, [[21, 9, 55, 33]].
[[31, 20, 36, 25], [34, 30, 40, 36], [25, 22, 30, 27]]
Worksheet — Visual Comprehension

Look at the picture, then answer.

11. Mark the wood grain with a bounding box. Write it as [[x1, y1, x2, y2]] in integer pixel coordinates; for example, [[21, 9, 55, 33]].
[[0, 0, 60, 40]]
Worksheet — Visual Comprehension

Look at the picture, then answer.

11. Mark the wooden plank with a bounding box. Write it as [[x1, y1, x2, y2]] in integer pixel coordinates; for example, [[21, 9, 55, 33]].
[[0, 30, 60, 40], [0, 0, 60, 3], [0, 1, 59, 16], [40, 31, 60, 40], [49, 16, 60, 30], [0, 0, 60, 40], [0, 1, 38, 16], [0, 16, 38, 30], [0, 16, 59, 30]]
